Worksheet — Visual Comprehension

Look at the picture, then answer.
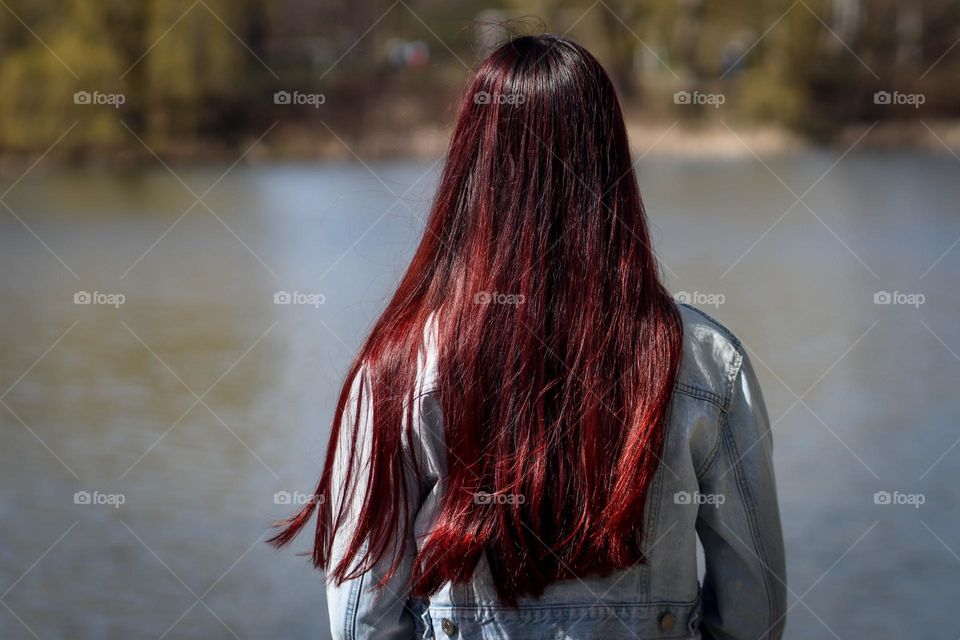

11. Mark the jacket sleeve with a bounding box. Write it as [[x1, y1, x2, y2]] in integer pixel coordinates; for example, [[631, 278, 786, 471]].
[[325, 372, 430, 640], [695, 349, 787, 640]]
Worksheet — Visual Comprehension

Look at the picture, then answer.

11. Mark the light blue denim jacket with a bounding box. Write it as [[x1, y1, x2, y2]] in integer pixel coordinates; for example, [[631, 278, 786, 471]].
[[326, 304, 786, 640]]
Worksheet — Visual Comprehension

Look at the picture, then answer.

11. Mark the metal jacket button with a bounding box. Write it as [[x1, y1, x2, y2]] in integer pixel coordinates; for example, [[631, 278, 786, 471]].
[[658, 611, 676, 631], [440, 617, 457, 636]]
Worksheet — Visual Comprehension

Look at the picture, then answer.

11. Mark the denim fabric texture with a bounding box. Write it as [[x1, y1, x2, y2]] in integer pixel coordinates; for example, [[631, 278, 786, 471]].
[[325, 304, 787, 640]]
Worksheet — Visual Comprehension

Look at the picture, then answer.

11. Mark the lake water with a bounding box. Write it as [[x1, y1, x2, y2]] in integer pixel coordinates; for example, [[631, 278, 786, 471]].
[[1, 153, 959, 639]]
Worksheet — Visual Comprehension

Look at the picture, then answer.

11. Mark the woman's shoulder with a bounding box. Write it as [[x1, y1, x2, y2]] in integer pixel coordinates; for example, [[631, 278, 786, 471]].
[[674, 303, 747, 408]]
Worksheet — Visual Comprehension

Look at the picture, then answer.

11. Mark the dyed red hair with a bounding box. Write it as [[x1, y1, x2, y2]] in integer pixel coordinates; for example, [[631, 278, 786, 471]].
[[271, 34, 682, 604]]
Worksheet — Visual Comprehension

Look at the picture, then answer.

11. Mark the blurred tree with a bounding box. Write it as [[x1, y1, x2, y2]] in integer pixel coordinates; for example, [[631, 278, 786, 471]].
[[0, 0, 958, 158], [597, 1, 646, 100], [142, 0, 252, 145], [0, 0, 126, 152]]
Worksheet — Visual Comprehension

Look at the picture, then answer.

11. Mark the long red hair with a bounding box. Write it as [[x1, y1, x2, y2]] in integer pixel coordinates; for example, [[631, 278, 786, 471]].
[[270, 34, 682, 604]]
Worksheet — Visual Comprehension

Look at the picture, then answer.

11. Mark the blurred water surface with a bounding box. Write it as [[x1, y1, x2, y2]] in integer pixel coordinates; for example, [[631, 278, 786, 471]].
[[1, 154, 959, 639]]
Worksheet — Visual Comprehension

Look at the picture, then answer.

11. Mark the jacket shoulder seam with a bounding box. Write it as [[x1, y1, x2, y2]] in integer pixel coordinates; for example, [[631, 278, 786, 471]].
[[694, 351, 746, 478], [679, 303, 745, 409], [679, 303, 743, 351]]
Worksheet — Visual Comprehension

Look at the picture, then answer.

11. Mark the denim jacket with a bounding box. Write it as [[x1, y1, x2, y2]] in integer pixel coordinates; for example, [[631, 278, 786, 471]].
[[326, 304, 786, 640]]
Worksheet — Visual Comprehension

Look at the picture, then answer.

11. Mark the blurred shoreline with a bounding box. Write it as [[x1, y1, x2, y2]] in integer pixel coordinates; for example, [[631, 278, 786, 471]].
[[1, 118, 959, 176]]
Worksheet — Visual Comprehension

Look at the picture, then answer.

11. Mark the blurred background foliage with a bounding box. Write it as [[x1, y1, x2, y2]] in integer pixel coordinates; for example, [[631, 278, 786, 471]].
[[3, 4, 960, 639], [0, 0, 959, 160]]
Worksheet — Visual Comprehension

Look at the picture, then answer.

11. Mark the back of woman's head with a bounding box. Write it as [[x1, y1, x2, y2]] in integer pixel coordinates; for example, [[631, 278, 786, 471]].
[[272, 34, 683, 604]]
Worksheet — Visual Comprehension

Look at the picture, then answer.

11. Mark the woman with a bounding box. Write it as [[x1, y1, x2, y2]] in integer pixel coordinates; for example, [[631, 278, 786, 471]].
[[273, 35, 786, 640]]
